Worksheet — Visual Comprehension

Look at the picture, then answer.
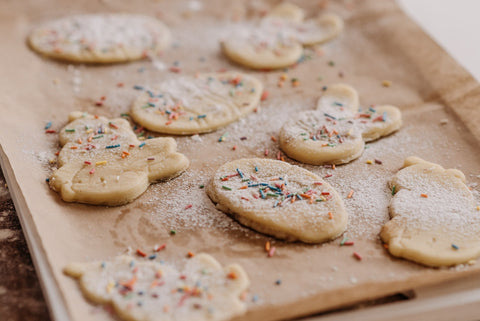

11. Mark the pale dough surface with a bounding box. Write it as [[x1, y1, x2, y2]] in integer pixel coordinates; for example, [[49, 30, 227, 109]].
[[207, 158, 348, 243], [130, 72, 262, 135], [381, 157, 480, 267], [279, 83, 402, 165], [64, 253, 249, 321], [28, 14, 170, 63], [221, 3, 343, 70], [50, 112, 189, 206]]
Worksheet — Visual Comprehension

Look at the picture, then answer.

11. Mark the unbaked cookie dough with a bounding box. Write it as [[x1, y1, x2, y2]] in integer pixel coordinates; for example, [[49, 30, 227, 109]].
[[130, 72, 263, 135], [381, 157, 480, 267], [64, 253, 249, 321], [28, 14, 170, 63], [50, 112, 189, 206], [279, 84, 402, 165], [221, 3, 343, 69], [207, 158, 348, 243]]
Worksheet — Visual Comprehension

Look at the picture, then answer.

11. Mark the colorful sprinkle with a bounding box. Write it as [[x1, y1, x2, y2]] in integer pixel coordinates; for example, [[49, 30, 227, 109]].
[[421, 193, 428, 198], [261, 91, 269, 101], [452, 244, 459, 250], [353, 252, 362, 261], [106, 144, 120, 149], [222, 185, 232, 191], [268, 247, 276, 257], [170, 230, 176, 235], [95, 161, 107, 166], [391, 185, 396, 195], [136, 249, 147, 257], [65, 128, 75, 132], [45, 122, 52, 130]]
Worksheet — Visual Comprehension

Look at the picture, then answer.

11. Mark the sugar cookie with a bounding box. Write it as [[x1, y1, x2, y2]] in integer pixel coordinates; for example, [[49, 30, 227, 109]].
[[221, 3, 343, 69], [380, 157, 480, 267], [50, 112, 189, 206], [64, 253, 249, 321], [29, 14, 170, 63], [130, 72, 263, 135], [279, 84, 402, 165], [207, 158, 348, 243]]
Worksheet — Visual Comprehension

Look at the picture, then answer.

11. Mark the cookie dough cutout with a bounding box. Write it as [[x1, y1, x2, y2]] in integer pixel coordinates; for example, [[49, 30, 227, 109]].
[[381, 157, 480, 267], [64, 254, 249, 321], [279, 84, 402, 165], [207, 158, 348, 243], [28, 14, 170, 63], [50, 112, 189, 206], [221, 3, 343, 69], [130, 72, 263, 135]]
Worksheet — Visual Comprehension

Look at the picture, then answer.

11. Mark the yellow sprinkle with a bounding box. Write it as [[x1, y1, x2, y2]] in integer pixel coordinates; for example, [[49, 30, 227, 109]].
[[96, 161, 107, 166], [139, 136, 146, 141], [382, 80, 392, 87], [86, 128, 93, 134], [106, 281, 115, 293], [468, 260, 476, 266], [366, 160, 373, 164], [280, 74, 288, 81], [477, 206, 480, 211], [49, 159, 56, 164]]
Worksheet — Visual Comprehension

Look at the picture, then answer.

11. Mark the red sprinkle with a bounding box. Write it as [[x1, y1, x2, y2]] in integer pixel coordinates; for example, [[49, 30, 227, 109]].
[[117, 82, 124, 87], [169, 66, 181, 73], [84, 161, 92, 165], [261, 91, 269, 101], [89, 168, 95, 175], [353, 252, 362, 261], [45, 129, 56, 134], [154, 244, 166, 252], [264, 148, 269, 156], [343, 241, 355, 246], [184, 204, 193, 210], [136, 249, 147, 257], [324, 174, 333, 178]]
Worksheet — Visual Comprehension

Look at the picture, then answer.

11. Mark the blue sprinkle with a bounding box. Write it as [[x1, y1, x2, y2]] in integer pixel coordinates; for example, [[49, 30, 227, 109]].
[[189, 117, 194, 121], [133, 85, 144, 90], [252, 295, 259, 303], [333, 101, 343, 107], [369, 107, 376, 113], [139, 142, 146, 148], [45, 178, 50, 183], [197, 114, 207, 119], [322, 86, 328, 91], [137, 67, 145, 73], [273, 200, 279, 208], [259, 189, 266, 199], [106, 144, 120, 149], [296, 194, 303, 200], [452, 244, 459, 250], [45, 122, 52, 130], [255, 166, 258, 172], [275, 279, 282, 285], [324, 113, 337, 120], [129, 260, 135, 268], [101, 262, 106, 268], [165, 110, 172, 115], [236, 168, 244, 179], [147, 102, 156, 107], [383, 112, 387, 121], [148, 254, 157, 260]]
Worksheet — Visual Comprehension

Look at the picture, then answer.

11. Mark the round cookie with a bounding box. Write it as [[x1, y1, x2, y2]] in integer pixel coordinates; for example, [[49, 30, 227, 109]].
[[50, 112, 189, 206], [64, 254, 249, 321], [221, 3, 343, 70], [28, 14, 170, 63], [130, 72, 263, 135], [380, 157, 480, 267], [207, 158, 348, 243], [279, 84, 402, 165]]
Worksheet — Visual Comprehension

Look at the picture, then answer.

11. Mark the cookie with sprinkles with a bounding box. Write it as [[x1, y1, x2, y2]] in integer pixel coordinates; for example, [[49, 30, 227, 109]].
[[28, 14, 170, 63], [130, 72, 263, 135], [381, 157, 480, 267], [279, 84, 402, 165], [221, 3, 343, 70], [49, 112, 189, 206], [207, 158, 348, 243], [64, 253, 249, 321]]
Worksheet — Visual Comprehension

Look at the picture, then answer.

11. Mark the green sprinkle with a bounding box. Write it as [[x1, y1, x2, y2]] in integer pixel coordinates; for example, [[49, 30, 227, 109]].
[[266, 193, 279, 198], [392, 185, 396, 195], [316, 199, 324, 202], [199, 184, 205, 189], [340, 237, 348, 246], [170, 230, 176, 235], [65, 129, 75, 132], [300, 133, 307, 136], [93, 134, 104, 139], [121, 113, 130, 117], [222, 185, 232, 191], [328, 61, 335, 67]]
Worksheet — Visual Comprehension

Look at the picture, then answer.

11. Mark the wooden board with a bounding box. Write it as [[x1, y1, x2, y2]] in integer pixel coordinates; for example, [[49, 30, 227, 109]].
[[1, 0, 480, 320]]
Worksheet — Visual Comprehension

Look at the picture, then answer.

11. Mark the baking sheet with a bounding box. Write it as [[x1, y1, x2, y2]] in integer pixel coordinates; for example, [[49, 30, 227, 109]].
[[1, 0, 480, 320]]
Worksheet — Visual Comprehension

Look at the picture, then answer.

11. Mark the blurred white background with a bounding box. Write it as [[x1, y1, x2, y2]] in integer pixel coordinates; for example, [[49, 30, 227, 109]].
[[398, 0, 480, 81]]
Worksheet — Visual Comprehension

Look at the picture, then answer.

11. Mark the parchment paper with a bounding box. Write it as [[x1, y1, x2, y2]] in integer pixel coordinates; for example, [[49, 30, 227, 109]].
[[1, 0, 479, 320]]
